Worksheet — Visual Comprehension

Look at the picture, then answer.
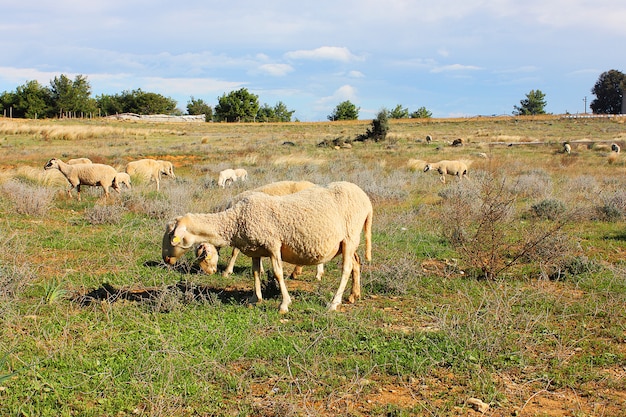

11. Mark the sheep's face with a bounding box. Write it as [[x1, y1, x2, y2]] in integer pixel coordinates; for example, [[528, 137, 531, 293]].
[[196, 243, 219, 274], [162, 219, 193, 264], [161, 162, 176, 178], [44, 158, 59, 170], [423, 164, 432, 172]]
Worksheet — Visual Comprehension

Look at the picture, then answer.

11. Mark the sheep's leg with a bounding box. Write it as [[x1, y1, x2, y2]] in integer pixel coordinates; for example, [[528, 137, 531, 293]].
[[250, 257, 263, 304], [223, 247, 240, 276], [348, 253, 361, 304], [315, 263, 324, 281], [270, 256, 291, 314], [328, 247, 354, 311], [289, 265, 304, 280], [76, 184, 82, 201]]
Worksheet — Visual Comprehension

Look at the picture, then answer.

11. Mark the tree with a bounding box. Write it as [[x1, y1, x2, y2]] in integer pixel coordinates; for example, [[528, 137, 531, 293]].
[[410, 106, 432, 118], [328, 100, 359, 121], [590, 70, 626, 115], [513, 89, 547, 115], [257, 101, 295, 122], [214, 88, 260, 122], [14, 80, 51, 118], [389, 104, 409, 119], [186, 97, 213, 121], [49, 74, 97, 117], [355, 109, 389, 142], [96, 94, 124, 116]]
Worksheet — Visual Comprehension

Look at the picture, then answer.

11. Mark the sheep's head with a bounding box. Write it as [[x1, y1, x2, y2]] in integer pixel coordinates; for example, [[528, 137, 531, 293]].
[[44, 158, 60, 170], [423, 164, 432, 172], [196, 243, 219, 274], [162, 217, 193, 264], [161, 161, 176, 178]]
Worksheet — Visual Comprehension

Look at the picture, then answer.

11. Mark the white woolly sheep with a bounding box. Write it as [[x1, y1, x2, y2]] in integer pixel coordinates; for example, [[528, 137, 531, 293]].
[[114, 172, 132, 189], [125, 159, 175, 191], [162, 181, 373, 313], [563, 142, 571, 154], [218, 168, 247, 188], [67, 157, 92, 165], [220, 180, 323, 279], [611, 143, 620, 153], [423, 160, 469, 184], [233, 168, 248, 182], [195, 243, 219, 275], [44, 158, 120, 201]]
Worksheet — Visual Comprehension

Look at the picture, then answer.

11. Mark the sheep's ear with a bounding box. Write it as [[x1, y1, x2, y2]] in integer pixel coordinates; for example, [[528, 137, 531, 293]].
[[172, 225, 187, 245]]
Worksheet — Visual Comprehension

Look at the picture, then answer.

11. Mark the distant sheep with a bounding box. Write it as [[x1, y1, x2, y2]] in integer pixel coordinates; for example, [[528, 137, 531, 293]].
[[217, 168, 247, 188], [125, 159, 175, 191], [424, 160, 469, 184], [611, 143, 621, 153], [451, 138, 464, 147], [425, 135, 432, 144], [114, 172, 132, 189], [67, 158, 92, 165], [163, 181, 373, 313], [563, 142, 571, 154], [44, 158, 120, 201]]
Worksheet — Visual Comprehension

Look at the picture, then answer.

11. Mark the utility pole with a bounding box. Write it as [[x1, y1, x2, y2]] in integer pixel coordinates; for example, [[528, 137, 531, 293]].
[[583, 96, 587, 114]]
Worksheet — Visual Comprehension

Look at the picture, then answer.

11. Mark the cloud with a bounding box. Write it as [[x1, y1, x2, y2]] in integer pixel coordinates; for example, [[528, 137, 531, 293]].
[[431, 64, 482, 73], [285, 46, 362, 63], [257, 63, 294, 77]]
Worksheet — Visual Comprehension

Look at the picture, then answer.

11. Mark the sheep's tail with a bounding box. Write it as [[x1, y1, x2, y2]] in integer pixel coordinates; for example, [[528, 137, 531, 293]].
[[364, 209, 372, 262]]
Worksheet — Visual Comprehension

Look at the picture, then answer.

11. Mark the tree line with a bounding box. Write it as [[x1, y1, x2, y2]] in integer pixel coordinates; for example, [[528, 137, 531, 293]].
[[1, 70, 624, 121]]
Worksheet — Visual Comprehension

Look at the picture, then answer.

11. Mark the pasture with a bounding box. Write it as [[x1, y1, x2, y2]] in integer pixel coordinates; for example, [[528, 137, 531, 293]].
[[0, 115, 625, 416]]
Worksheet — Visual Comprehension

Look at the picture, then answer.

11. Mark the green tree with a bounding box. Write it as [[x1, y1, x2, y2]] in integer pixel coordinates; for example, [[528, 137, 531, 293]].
[[14, 80, 51, 118], [214, 88, 260, 122], [96, 94, 124, 116], [389, 104, 409, 119], [355, 109, 389, 142], [328, 100, 359, 121], [186, 97, 213, 121], [513, 89, 547, 115], [410, 106, 433, 118], [49, 74, 97, 117], [590, 69, 626, 115], [257, 101, 295, 122]]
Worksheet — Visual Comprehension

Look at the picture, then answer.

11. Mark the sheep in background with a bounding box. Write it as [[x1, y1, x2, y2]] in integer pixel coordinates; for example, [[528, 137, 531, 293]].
[[44, 158, 120, 201], [451, 138, 464, 147], [114, 172, 132, 189], [611, 143, 621, 153], [563, 142, 571, 154], [67, 158, 92, 165], [125, 159, 175, 191], [424, 160, 469, 184], [425, 135, 432, 144], [196, 243, 219, 275], [163, 181, 373, 313], [218, 168, 248, 188]]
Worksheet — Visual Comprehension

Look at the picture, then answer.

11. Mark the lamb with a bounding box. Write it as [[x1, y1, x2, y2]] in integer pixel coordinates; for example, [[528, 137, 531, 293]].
[[217, 168, 247, 188], [125, 159, 175, 191], [611, 143, 620, 153], [67, 158, 92, 165], [162, 181, 373, 313], [114, 172, 132, 189], [423, 160, 469, 184], [563, 142, 571, 154], [43, 158, 120, 201]]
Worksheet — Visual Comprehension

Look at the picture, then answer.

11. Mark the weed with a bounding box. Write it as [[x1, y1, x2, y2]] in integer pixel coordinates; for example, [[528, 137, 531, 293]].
[[42, 279, 68, 304], [84, 203, 126, 225], [0, 179, 55, 215]]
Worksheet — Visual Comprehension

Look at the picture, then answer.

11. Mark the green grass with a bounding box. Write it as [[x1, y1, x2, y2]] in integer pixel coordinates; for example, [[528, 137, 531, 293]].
[[1, 116, 625, 416]]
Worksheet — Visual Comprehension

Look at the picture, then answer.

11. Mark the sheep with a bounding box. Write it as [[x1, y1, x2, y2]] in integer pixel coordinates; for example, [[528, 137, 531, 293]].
[[611, 143, 621, 153], [217, 168, 247, 188], [451, 138, 464, 147], [67, 157, 92, 165], [196, 243, 219, 275], [125, 159, 175, 191], [425, 135, 432, 144], [43, 158, 120, 201], [114, 172, 132, 189], [423, 160, 469, 184], [563, 142, 571, 154], [162, 181, 373, 313], [221, 180, 323, 279]]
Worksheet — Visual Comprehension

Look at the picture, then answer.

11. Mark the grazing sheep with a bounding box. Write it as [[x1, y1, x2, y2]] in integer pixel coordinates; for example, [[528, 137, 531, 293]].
[[196, 243, 219, 275], [611, 143, 621, 153], [221, 180, 322, 278], [163, 181, 373, 313], [423, 160, 469, 184], [425, 135, 432, 144], [114, 172, 132, 189], [44, 158, 120, 201], [451, 138, 464, 147], [67, 157, 92, 165], [563, 142, 571, 154], [234, 168, 248, 182], [125, 159, 175, 191], [218, 168, 247, 188]]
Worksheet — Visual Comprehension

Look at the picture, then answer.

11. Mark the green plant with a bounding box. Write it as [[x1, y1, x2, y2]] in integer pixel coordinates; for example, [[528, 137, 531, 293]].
[[531, 198, 566, 220], [42, 279, 68, 304]]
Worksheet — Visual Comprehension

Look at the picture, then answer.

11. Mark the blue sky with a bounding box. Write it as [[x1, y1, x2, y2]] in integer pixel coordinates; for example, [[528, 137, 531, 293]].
[[1, 0, 624, 121]]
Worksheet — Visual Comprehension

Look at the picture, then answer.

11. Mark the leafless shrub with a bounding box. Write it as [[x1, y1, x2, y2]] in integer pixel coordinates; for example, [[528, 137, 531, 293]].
[[509, 169, 552, 198], [84, 203, 126, 225], [0, 179, 55, 216], [595, 189, 626, 221]]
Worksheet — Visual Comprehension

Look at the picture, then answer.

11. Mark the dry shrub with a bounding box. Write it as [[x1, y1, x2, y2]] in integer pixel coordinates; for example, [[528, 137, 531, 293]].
[[272, 155, 326, 166], [595, 189, 626, 221], [84, 203, 126, 225], [607, 152, 619, 164], [509, 169, 552, 198], [406, 158, 427, 171], [0, 179, 55, 216]]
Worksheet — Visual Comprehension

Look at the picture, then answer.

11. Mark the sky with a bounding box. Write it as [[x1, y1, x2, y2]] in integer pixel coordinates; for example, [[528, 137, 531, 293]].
[[1, 1, 625, 121]]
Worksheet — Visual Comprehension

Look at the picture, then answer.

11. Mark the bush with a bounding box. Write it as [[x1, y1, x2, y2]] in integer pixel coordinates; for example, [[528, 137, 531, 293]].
[[595, 189, 626, 221], [84, 203, 126, 225], [0, 179, 55, 216], [531, 198, 566, 220]]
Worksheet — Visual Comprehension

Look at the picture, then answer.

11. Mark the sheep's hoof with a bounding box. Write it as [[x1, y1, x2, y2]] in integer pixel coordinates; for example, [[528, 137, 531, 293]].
[[327, 302, 341, 312], [278, 307, 289, 314]]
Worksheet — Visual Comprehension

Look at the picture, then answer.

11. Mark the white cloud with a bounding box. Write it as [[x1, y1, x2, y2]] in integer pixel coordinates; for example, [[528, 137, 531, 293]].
[[285, 46, 362, 63], [431, 64, 482, 73], [257, 63, 294, 77]]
